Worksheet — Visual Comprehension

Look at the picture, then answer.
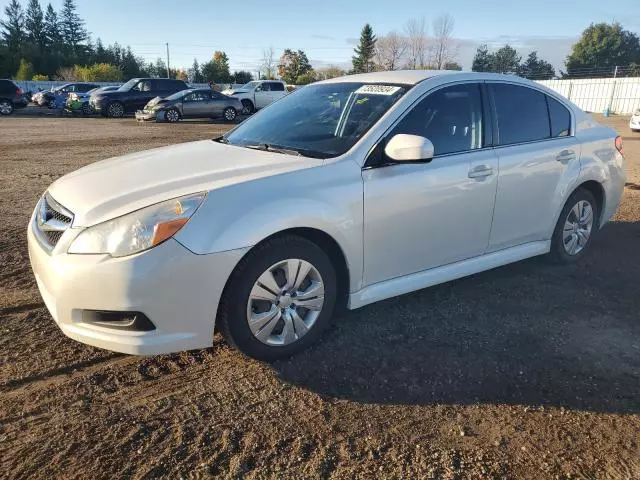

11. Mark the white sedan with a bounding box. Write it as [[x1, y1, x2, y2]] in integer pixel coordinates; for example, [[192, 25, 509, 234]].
[[28, 70, 626, 361], [630, 109, 640, 132]]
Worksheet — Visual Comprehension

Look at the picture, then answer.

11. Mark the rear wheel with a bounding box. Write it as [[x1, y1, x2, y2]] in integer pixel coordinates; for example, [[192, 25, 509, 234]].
[[0, 99, 13, 115], [241, 99, 254, 115], [106, 101, 125, 118], [222, 107, 237, 122], [217, 235, 337, 361], [165, 108, 180, 123], [549, 188, 598, 264]]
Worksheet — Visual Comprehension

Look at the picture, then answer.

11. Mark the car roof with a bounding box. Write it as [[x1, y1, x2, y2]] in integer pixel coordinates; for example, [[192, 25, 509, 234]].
[[316, 70, 541, 87]]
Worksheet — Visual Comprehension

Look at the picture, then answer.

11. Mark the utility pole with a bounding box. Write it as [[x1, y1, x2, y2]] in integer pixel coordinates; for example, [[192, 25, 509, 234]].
[[166, 43, 171, 78]]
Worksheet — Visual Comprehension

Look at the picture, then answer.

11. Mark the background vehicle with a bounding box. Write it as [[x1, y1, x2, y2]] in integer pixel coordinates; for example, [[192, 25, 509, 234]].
[[631, 109, 640, 132], [37, 82, 100, 107], [222, 80, 287, 114], [90, 78, 188, 118], [0, 78, 28, 115], [135, 88, 243, 122], [28, 71, 625, 361], [67, 86, 119, 114]]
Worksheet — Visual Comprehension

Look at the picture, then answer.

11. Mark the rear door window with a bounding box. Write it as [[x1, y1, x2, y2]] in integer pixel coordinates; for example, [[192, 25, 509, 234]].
[[269, 82, 285, 91], [390, 83, 484, 156], [491, 83, 550, 145], [547, 96, 571, 137]]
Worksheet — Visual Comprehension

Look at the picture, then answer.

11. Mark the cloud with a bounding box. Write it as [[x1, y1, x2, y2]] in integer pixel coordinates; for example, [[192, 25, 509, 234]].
[[455, 35, 577, 71], [345, 37, 359, 45], [310, 58, 351, 70]]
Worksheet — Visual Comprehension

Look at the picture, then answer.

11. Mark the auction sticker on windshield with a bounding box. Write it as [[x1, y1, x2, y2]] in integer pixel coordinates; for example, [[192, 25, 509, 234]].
[[354, 85, 402, 95]]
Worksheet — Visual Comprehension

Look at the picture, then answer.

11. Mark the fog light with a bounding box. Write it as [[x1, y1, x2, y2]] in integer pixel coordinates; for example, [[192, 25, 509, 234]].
[[81, 310, 155, 331]]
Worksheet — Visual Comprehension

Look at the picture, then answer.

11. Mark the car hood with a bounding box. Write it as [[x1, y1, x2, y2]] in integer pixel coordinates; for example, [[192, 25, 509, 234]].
[[223, 89, 249, 95], [48, 140, 322, 227]]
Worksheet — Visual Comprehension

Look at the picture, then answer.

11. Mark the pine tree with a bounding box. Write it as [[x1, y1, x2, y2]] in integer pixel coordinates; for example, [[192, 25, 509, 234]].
[[44, 3, 61, 47], [352, 24, 376, 73], [189, 58, 204, 83], [0, 0, 25, 76], [471, 44, 492, 72], [60, 0, 86, 49], [25, 0, 45, 48]]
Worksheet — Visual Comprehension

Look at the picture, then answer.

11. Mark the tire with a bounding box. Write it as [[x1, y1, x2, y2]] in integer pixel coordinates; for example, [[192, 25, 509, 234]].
[[0, 99, 13, 115], [222, 107, 237, 122], [549, 188, 599, 264], [165, 108, 180, 123], [106, 101, 125, 118], [241, 99, 254, 115], [218, 235, 337, 361]]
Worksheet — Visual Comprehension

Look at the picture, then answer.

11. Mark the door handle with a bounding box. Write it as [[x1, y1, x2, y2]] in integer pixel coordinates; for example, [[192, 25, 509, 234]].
[[468, 165, 494, 178], [556, 149, 576, 162]]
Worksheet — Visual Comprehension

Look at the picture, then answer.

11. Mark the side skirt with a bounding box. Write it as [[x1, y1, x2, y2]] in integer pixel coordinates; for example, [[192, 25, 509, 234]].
[[348, 241, 550, 309]]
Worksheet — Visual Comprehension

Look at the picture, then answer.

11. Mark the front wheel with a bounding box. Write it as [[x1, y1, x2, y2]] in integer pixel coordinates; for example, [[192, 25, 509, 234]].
[[165, 108, 180, 123], [218, 235, 337, 361], [549, 188, 598, 264], [222, 107, 237, 122], [0, 99, 13, 115]]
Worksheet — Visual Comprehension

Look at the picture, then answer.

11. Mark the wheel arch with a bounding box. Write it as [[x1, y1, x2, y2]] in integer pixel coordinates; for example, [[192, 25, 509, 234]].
[[576, 180, 605, 227], [219, 227, 351, 316]]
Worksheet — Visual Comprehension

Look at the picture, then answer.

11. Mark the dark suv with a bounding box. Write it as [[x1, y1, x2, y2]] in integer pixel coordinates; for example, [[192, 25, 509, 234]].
[[0, 79, 28, 115], [90, 78, 189, 117]]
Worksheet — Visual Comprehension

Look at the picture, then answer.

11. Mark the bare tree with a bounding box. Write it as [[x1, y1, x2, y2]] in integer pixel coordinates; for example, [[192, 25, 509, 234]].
[[315, 65, 345, 80], [430, 13, 458, 69], [261, 46, 276, 79], [374, 31, 408, 71], [404, 17, 428, 69]]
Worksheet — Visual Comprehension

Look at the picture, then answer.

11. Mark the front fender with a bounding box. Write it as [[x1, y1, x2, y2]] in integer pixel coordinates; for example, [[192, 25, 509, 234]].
[[174, 160, 364, 292]]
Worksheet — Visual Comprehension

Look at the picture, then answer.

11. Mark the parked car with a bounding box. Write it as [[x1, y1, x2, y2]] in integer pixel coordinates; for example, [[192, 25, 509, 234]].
[[28, 71, 626, 361], [135, 88, 243, 122], [90, 78, 189, 118], [630, 109, 640, 132], [38, 83, 100, 107], [0, 78, 28, 115], [222, 80, 287, 114], [67, 86, 119, 114]]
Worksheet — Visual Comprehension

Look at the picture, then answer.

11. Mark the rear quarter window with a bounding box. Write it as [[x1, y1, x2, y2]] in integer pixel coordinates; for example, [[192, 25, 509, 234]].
[[547, 96, 571, 137], [491, 83, 550, 145]]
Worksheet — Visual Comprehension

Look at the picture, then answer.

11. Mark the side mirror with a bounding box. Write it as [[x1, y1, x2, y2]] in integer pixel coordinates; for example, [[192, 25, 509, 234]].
[[384, 134, 434, 162]]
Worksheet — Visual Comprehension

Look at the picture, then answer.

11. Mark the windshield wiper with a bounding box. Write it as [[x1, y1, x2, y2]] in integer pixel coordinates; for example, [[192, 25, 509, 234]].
[[244, 143, 304, 157]]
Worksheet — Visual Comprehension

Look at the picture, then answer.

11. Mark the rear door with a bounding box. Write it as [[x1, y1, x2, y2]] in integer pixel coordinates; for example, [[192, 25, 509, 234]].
[[487, 82, 580, 251], [209, 91, 227, 116], [267, 81, 285, 103]]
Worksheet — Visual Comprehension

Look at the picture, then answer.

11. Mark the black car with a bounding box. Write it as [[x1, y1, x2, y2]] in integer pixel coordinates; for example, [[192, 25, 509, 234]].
[[0, 79, 28, 115], [90, 78, 189, 118]]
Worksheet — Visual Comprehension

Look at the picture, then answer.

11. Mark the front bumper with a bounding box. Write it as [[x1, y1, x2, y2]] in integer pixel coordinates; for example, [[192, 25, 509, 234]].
[[89, 97, 107, 113], [27, 218, 248, 355], [135, 109, 162, 122]]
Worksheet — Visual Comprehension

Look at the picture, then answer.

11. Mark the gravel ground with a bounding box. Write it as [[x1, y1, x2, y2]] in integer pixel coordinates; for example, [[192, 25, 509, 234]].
[[1, 115, 639, 479]]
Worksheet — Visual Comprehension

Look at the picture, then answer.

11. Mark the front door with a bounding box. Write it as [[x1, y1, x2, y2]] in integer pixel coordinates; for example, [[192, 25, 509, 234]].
[[254, 83, 271, 109], [182, 91, 211, 117], [486, 82, 581, 251], [363, 82, 499, 285]]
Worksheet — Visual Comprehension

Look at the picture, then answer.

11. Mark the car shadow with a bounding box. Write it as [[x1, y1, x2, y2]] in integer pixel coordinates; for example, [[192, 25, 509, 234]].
[[272, 220, 640, 414]]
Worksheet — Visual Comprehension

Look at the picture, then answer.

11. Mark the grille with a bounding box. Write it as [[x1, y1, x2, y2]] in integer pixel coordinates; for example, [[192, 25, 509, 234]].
[[34, 193, 73, 251]]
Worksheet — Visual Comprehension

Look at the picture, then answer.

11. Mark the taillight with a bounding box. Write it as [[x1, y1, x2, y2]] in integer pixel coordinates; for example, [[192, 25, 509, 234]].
[[615, 136, 623, 155], [17, 87, 23, 95]]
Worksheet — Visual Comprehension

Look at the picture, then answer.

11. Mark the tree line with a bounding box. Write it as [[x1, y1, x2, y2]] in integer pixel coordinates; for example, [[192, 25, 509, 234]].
[[0, 0, 253, 83]]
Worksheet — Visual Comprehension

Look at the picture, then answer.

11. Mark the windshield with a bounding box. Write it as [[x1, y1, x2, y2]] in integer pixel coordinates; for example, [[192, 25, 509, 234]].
[[224, 82, 407, 158], [118, 79, 139, 91], [239, 81, 260, 90]]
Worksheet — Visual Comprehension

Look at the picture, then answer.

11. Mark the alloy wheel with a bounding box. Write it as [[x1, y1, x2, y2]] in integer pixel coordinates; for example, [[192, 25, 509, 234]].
[[246, 259, 325, 346], [224, 107, 236, 121], [108, 102, 124, 118], [166, 109, 180, 122], [0, 100, 13, 115], [562, 200, 594, 255]]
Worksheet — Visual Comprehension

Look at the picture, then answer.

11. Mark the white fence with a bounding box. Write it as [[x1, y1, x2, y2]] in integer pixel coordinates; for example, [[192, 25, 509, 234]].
[[537, 77, 640, 115]]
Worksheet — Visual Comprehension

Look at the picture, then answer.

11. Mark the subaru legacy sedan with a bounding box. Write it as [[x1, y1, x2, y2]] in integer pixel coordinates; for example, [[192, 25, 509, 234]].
[[28, 71, 626, 361]]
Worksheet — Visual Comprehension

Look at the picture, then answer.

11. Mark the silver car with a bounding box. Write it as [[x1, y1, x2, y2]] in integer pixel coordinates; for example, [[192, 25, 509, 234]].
[[135, 88, 243, 122]]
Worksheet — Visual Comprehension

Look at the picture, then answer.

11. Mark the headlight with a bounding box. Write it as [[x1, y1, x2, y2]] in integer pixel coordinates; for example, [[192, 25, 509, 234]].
[[68, 192, 206, 257]]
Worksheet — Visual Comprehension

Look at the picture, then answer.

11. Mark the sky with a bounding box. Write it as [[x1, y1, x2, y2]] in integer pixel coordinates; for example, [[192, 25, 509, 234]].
[[3, 0, 640, 74]]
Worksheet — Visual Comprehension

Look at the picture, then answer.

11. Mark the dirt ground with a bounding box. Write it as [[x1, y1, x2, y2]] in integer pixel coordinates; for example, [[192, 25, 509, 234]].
[[1, 114, 639, 480]]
